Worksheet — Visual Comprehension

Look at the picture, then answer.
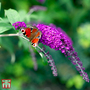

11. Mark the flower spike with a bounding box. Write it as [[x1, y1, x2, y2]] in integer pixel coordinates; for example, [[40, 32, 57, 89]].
[[36, 24, 89, 82], [12, 21, 89, 82], [37, 46, 57, 76]]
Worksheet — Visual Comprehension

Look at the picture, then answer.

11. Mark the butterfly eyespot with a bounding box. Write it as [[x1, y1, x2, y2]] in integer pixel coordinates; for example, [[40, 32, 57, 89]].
[[32, 43, 37, 47], [21, 29, 25, 33], [37, 36, 40, 38]]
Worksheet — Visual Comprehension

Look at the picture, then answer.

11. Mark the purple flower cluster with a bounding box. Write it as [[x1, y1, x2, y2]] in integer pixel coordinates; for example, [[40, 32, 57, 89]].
[[36, 24, 72, 52], [12, 21, 89, 82], [36, 24, 89, 82], [49, 23, 73, 45], [12, 21, 27, 30]]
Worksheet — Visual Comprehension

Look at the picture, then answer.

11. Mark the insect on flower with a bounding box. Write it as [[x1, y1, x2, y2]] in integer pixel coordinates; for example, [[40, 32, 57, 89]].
[[12, 21, 42, 47], [12, 21, 90, 82], [20, 26, 42, 47]]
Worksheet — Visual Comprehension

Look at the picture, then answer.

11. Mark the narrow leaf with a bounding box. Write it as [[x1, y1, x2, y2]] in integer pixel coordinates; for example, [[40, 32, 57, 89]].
[[5, 9, 20, 24]]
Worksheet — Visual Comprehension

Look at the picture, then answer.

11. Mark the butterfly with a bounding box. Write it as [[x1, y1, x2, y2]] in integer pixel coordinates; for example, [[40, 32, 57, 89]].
[[20, 26, 42, 47]]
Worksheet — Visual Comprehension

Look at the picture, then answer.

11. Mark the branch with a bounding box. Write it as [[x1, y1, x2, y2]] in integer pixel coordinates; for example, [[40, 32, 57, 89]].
[[0, 33, 22, 37]]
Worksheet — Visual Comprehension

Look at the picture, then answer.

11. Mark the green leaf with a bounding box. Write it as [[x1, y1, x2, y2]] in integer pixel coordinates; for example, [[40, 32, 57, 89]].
[[0, 18, 9, 23], [0, 22, 12, 33], [18, 10, 27, 21], [5, 9, 20, 24], [0, 37, 14, 53]]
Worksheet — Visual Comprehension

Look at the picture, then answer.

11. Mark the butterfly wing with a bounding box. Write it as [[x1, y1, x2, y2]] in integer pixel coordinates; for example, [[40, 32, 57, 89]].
[[24, 28, 31, 37], [30, 26, 42, 47]]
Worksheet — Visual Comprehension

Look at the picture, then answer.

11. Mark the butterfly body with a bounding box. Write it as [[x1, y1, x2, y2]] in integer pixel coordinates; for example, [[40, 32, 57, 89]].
[[20, 26, 42, 47]]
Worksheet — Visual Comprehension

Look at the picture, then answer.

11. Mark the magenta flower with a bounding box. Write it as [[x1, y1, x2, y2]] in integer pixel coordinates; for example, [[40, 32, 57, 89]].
[[12, 21, 27, 30], [49, 23, 73, 45], [36, 24, 72, 51], [12, 21, 89, 82]]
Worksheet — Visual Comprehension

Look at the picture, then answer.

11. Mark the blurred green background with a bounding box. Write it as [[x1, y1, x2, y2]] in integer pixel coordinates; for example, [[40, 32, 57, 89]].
[[0, 0, 90, 90]]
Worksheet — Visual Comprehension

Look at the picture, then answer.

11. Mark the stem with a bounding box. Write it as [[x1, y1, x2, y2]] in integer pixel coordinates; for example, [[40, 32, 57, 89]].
[[20, 35, 30, 41], [0, 33, 48, 58], [36, 46, 50, 59], [0, 33, 22, 37]]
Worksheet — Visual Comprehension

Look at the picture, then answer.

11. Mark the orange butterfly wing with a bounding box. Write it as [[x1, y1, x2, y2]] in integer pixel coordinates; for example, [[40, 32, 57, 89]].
[[31, 31, 41, 47]]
